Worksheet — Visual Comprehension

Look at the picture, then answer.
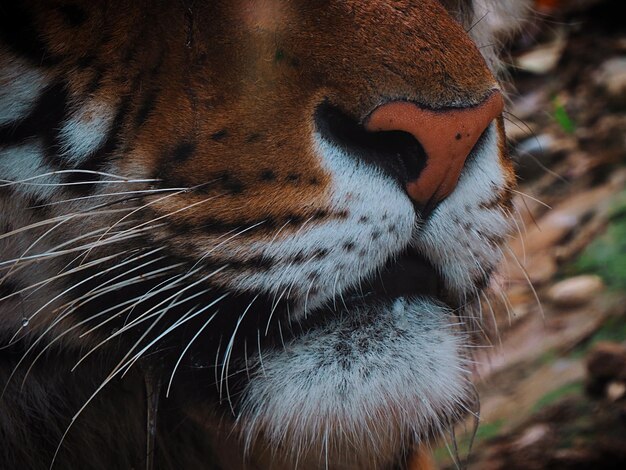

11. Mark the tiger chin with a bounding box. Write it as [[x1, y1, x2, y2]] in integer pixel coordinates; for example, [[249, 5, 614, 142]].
[[0, 1, 528, 469]]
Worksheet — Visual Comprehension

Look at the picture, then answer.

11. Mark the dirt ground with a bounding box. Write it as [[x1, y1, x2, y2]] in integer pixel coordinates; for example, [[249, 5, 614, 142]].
[[436, 1, 626, 468]]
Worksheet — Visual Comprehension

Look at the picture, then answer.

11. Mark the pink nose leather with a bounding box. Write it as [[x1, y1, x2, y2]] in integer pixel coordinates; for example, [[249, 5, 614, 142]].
[[364, 91, 504, 206]]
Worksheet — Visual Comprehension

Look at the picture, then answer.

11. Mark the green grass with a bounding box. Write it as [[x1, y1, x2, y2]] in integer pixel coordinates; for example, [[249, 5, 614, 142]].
[[569, 191, 626, 290], [571, 314, 626, 358], [585, 314, 626, 344], [538, 349, 559, 366], [531, 381, 583, 413], [475, 419, 506, 441], [552, 96, 576, 134], [434, 419, 505, 464]]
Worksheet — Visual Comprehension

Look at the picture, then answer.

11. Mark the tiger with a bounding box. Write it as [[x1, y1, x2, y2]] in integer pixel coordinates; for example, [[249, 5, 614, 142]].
[[0, 1, 529, 469]]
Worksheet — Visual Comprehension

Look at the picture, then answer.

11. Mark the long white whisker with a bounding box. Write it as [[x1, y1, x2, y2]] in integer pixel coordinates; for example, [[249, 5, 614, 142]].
[[510, 189, 552, 209], [48, 291, 179, 470], [77, 187, 199, 264], [0, 207, 135, 243], [73, 286, 211, 369], [0, 169, 159, 184], [0, 221, 151, 269], [0, 249, 162, 392], [220, 295, 259, 413], [50, 251, 169, 318], [165, 306, 222, 397], [19, 264, 175, 388], [121, 293, 229, 377], [29, 187, 187, 209], [504, 245, 544, 318], [1, 177, 159, 188], [3, 250, 135, 346], [73, 265, 228, 368], [0, 227, 159, 305]]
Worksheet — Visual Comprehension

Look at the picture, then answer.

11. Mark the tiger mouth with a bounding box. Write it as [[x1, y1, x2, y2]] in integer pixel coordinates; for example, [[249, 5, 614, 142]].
[[343, 247, 443, 305], [293, 247, 448, 332], [176, 248, 449, 372]]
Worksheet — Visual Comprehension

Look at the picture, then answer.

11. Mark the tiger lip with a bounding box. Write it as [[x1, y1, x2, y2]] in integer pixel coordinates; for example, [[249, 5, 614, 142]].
[[319, 247, 443, 314]]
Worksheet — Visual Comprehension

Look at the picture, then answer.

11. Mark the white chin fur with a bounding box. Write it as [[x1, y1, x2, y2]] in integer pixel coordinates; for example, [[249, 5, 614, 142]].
[[236, 297, 470, 470]]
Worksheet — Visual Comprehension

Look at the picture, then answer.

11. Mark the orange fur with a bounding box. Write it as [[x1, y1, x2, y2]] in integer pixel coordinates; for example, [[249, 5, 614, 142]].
[[0, 1, 528, 468]]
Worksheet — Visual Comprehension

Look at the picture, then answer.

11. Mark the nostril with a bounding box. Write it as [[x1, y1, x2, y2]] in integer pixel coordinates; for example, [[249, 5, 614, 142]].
[[314, 102, 428, 184], [365, 91, 504, 207]]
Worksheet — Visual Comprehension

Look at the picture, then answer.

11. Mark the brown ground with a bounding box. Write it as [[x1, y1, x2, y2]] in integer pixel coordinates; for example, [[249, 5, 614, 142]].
[[437, 1, 626, 468]]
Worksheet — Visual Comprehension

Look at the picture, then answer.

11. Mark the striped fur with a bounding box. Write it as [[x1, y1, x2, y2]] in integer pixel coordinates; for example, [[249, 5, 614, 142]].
[[0, 1, 528, 469]]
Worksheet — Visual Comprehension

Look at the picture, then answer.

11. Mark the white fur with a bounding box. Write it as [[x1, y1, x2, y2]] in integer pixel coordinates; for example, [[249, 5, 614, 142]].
[[237, 298, 470, 470], [466, 0, 531, 73], [0, 141, 61, 199], [0, 54, 49, 126], [0, 4, 528, 467], [229, 136, 416, 316], [415, 125, 510, 298], [231, 111, 511, 470], [59, 100, 114, 165]]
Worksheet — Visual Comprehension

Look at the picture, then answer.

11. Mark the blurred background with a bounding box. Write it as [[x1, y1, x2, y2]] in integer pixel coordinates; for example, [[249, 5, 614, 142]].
[[436, 0, 626, 468]]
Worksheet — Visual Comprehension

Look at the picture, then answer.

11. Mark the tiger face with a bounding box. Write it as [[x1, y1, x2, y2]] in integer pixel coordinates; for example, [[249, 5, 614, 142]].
[[0, 1, 527, 469]]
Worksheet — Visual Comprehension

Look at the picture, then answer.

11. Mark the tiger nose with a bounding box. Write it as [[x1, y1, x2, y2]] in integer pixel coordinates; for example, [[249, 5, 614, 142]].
[[365, 91, 504, 211]]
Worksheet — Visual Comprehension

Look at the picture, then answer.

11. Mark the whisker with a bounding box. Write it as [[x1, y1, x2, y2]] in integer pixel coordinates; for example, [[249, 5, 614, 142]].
[[257, 330, 266, 377], [73, 286, 210, 369], [76, 187, 205, 264], [0, 216, 75, 283], [0, 169, 159, 184], [501, 112, 535, 140], [480, 291, 501, 346], [73, 265, 229, 368], [48, 290, 184, 469], [510, 188, 552, 209], [1, 250, 135, 341], [194, 219, 268, 273], [265, 285, 289, 336], [166, 305, 222, 397], [0, 207, 136, 242], [28, 187, 187, 209], [50, 251, 169, 318], [220, 296, 259, 413], [465, 10, 489, 34], [1, 249, 158, 389], [504, 207, 527, 265], [0, 179, 159, 188], [19, 263, 175, 388], [120, 293, 228, 377], [504, 245, 544, 318], [0, 227, 160, 307]]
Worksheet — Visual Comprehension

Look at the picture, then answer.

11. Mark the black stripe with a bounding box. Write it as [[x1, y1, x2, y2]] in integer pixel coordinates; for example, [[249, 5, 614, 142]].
[[162, 209, 333, 238], [162, 214, 278, 237], [171, 141, 197, 163], [134, 45, 165, 128], [134, 88, 159, 128], [0, 3, 61, 66], [210, 129, 228, 142], [85, 65, 106, 95], [0, 82, 69, 167], [57, 4, 88, 28], [203, 255, 274, 272]]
